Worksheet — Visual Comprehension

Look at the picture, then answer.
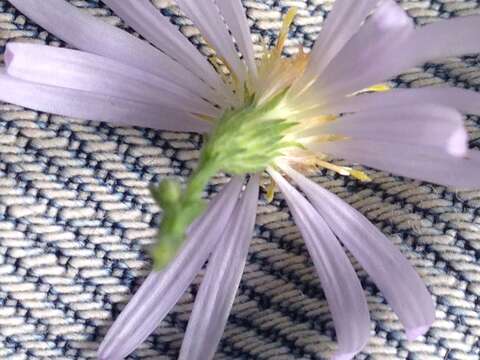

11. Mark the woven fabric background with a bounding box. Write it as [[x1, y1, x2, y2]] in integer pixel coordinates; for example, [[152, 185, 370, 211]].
[[0, 0, 480, 359]]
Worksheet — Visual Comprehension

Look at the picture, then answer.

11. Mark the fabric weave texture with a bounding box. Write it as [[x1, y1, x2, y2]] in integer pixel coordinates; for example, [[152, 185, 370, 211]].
[[0, 0, 480, 359]]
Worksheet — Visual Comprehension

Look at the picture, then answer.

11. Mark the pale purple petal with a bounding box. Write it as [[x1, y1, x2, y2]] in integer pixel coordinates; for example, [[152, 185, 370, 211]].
[[311, 139, 480, 188], [302, 0, 414, 107], [306, 12, 480, 105], [305, 104, 468, 156], [404, 16, 480, 69], [295, 0, 379, 91], [98, 177, 245, 360], [179, 175, 259, 360], [215, 0, 257, 77], [325, 87, 480, 116], [5, 43, 220, 118], [8, 0, 218, 101], [0, 68, 209, 133], [282, 166, 435, 341], [101, 0, 231, 103], [269, 169, 370, 359], [176, 0, 247, 82]]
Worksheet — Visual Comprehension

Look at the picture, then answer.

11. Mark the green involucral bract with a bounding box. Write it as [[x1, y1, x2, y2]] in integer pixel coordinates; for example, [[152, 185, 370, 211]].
[[150, 88, 299, 269]]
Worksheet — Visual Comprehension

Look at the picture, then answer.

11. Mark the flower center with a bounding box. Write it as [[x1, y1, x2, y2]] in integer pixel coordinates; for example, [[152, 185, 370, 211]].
[[150, 7, 376, 268], [207, 9, 315, 168], [209, 8, 374, 182]]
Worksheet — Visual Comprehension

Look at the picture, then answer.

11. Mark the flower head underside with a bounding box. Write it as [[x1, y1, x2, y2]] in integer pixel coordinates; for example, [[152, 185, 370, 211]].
[[151, 8, 378, 267]]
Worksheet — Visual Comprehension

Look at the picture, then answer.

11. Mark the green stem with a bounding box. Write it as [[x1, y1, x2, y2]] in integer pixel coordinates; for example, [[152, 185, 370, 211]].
[[150, 153, 221, 269], [183, 159, 219, 201]]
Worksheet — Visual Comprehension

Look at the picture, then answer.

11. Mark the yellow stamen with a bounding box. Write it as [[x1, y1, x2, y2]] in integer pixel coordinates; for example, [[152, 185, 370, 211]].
[[352, 83, 391, 96], [275, 7, 298, 56], [266, 179, 277, 203], [366, 83, 391, 92], [315, 159, 351, 176], [350, 169, 372, 182], [314, 160, 371, 182]]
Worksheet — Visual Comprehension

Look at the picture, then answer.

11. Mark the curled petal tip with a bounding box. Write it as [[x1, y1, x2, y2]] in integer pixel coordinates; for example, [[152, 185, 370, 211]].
[[406, 325, 431, 341], [447, 127, 469, 157]]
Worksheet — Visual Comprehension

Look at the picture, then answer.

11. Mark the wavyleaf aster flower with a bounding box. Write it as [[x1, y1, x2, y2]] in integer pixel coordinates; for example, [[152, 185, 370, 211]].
[[3, 0, 480, 359]]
